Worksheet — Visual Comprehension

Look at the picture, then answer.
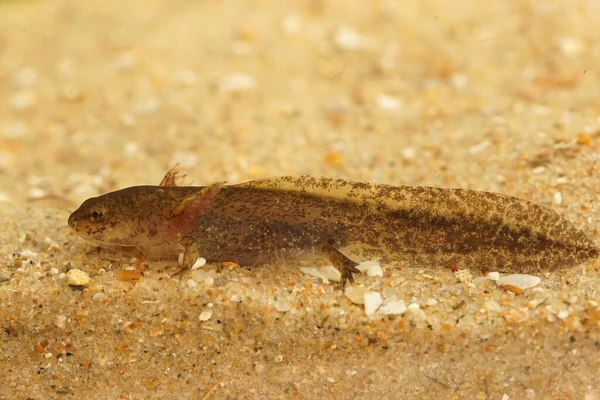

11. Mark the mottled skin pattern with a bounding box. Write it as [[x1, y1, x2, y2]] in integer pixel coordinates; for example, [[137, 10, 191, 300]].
[[68, 171, 599, 286]]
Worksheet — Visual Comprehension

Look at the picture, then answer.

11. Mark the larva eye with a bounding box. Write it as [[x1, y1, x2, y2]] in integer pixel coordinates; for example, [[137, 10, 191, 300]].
[[89, 209, 104, 221]]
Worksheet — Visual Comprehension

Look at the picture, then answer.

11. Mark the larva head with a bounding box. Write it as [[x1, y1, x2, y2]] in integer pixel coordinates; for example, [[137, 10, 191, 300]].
[[68, 186, 176, 247]]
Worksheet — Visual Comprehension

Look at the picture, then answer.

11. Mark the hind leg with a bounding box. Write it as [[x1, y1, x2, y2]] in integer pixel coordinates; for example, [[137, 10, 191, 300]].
[[322, 244, 360, 287]]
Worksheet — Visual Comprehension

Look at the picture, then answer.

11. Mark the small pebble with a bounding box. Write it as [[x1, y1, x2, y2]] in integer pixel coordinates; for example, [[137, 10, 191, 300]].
[[44, 236, 60, 251], [469, 140, 490, 154], [115, 269, 142, 282], [92, 293, 106, 302], [356, 260, 379, 273], [55, 315, 67, 329], [300, 266, 341, 282], [149, 326, 164, 337], [496, 274, 540, 290], [487, 271, 500, 281], [363, 292, 382, 316], [366, 264, 384, 278], [485, 300, 502, 312], [504, 307, 529, 323], [377, 300, 407, 315], [66, 269, 90, 286], [191, 269, 213, 282], [344, 286, 369, 304], [275, 302, 291, 312], [552, 192, 562, 205], [199, 311, 213, 321], [190, 257, 206, 270], [500, 284, 524, 295], [455, 269, 472, 283], [407, 303, 426, 321], [382, 287, 397, 299]]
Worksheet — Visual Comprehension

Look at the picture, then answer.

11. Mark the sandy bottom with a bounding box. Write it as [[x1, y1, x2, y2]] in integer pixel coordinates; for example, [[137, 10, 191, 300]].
[[1, 1, 600, 398]]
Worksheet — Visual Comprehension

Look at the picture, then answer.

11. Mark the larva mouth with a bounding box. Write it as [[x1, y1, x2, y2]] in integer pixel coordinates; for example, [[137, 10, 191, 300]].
[[68, 211, 79, 229]]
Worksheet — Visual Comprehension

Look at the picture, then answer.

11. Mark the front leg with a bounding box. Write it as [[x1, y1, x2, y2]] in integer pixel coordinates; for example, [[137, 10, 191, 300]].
[[171, 234, 202, 277], [322, 244, 360, 287]]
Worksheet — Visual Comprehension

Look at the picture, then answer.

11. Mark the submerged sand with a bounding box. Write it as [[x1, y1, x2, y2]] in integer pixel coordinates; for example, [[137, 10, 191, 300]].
[[1, 1, 600, 398]]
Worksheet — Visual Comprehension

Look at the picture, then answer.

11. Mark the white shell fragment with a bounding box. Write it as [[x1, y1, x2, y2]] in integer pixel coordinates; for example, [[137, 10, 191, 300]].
[[66, 268, 90, 286], [356, 260, 379, 272], [377, 300, 407, 315], [190, 257, 206, 270], [496, 274, 541, 290], [363, 292, 382, 316], [356, 260, 384, 277], [487, 271, 500, 281], [366, 264, 383, 278], [300, 266, 341, 282], [426, 298, 438, 306]]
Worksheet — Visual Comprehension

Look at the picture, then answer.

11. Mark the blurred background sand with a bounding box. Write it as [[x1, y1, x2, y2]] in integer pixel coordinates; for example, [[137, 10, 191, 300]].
[[1, 1, 600, 398]]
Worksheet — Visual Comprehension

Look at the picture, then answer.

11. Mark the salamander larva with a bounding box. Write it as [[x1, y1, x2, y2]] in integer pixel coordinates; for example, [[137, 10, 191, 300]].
[[68, 166, 599, 286]]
